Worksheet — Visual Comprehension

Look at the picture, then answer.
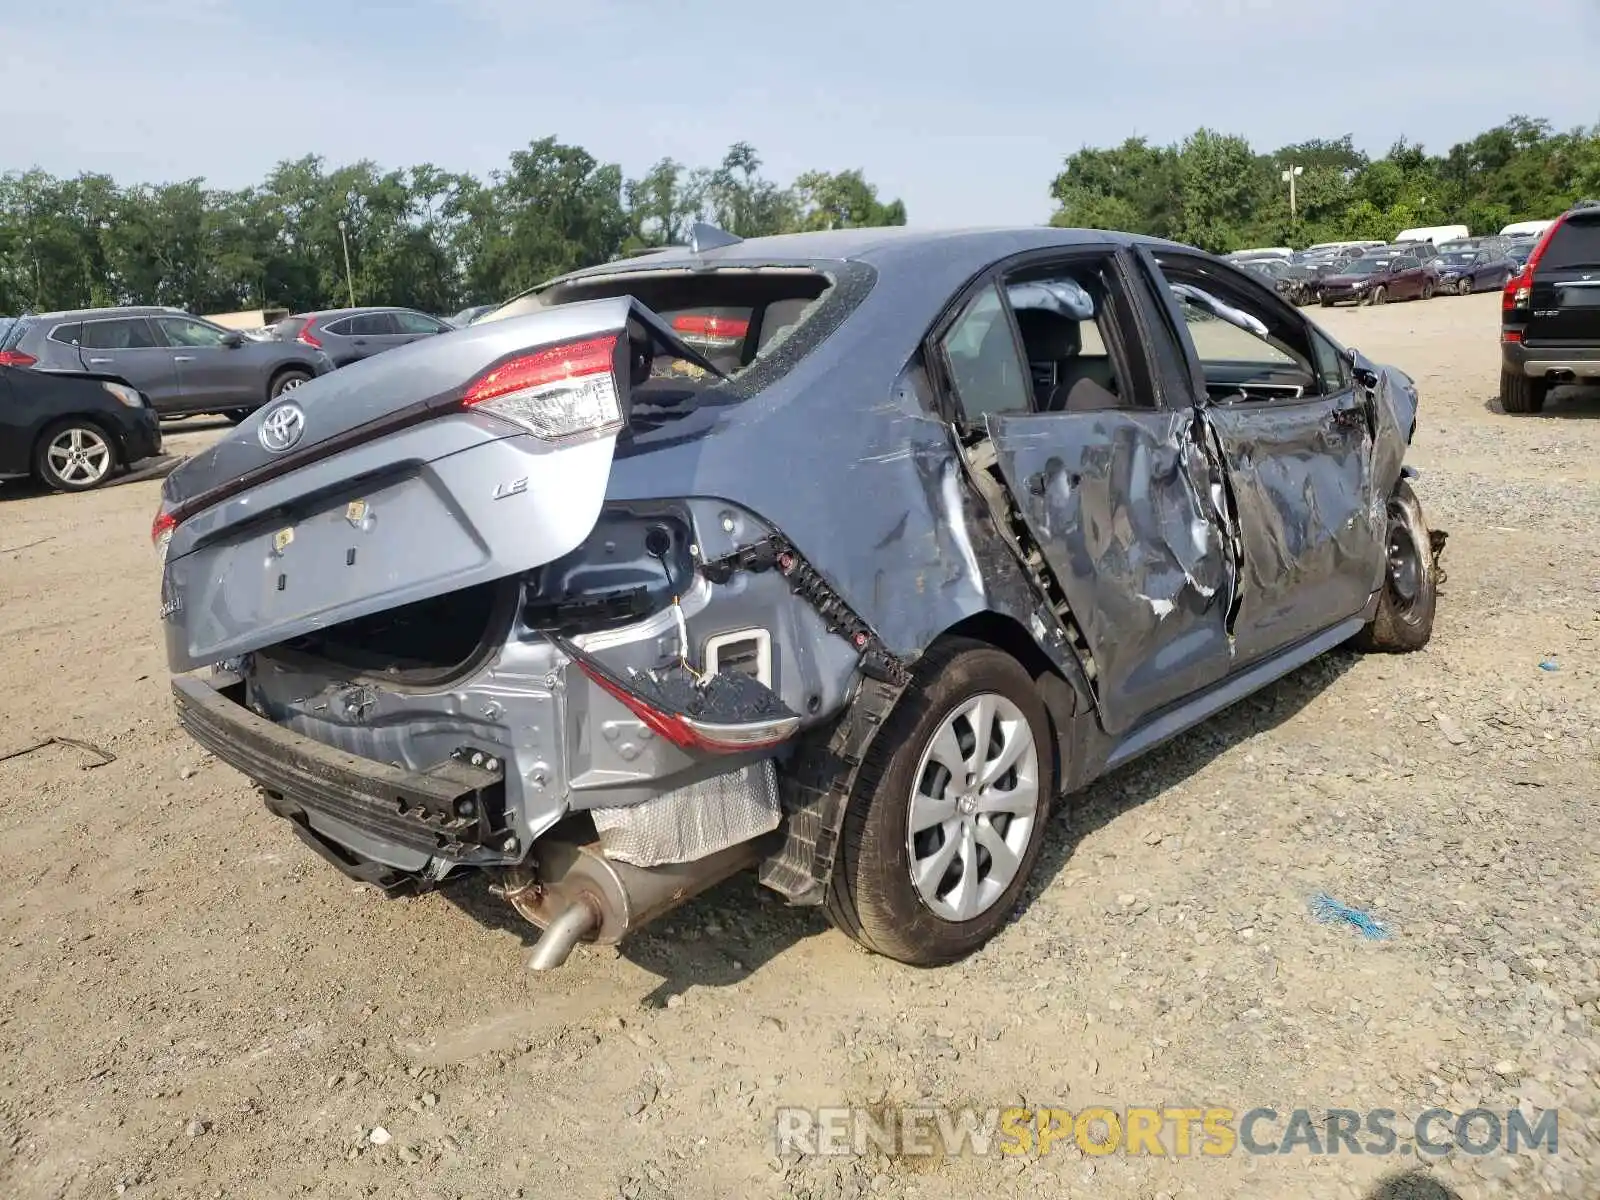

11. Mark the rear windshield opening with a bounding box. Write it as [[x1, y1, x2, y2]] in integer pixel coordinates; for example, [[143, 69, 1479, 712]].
[[485, 265, 872, 409]]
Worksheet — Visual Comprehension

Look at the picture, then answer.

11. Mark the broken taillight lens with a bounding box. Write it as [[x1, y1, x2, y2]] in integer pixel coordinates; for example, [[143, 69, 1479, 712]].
[[573, 658, 800, 754], [461, 334, 623, 443]]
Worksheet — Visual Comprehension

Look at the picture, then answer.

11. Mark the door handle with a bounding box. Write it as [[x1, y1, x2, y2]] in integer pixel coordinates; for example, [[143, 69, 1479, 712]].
[[353, 339, 368, 346], [87, 357, 113, 364], [173, 355, 195, 362]]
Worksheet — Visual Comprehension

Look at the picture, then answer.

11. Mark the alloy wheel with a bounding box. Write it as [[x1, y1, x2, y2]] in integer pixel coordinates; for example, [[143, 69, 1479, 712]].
[[905, 693, 1041, 923], [46, 426, 112, 487]]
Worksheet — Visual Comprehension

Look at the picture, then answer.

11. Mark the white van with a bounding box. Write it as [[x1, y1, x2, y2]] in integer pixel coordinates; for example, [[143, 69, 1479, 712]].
[[1500, 219, 1554, 239], [1394, 225, 1470, 246]]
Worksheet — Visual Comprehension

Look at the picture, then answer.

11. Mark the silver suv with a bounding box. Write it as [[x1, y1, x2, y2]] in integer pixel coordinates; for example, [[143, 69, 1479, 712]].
[[0, 307, 333, 422]]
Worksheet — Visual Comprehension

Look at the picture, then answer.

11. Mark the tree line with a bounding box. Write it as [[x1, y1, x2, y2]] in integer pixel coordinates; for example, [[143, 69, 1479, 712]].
[[0, 140, 906, 317], [1050, 115, 1600, 253], [4, 113, 1596, 318]]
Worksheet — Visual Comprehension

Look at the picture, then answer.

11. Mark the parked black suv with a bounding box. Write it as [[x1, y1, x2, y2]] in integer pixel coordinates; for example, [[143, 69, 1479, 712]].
[[1501, 200, 1600, 413]]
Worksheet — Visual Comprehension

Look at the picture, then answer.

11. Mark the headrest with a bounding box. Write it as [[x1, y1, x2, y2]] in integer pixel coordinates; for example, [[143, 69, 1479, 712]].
[[1013, 307, 1082, 360]]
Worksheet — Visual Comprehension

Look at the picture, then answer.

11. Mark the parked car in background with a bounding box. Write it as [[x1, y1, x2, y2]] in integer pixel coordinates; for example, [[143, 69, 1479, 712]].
[[273, 307, 454, 368], [1506, 238, 1538, 271], [1500, 200, 1600, 413], [1319, 252, 1436, 305], [0, 307, 333, 423], [450, 303, 499, 327], [1304, 240, 1386, 256], [1384, 240, 1442, 267], [1225, 247, 1294, 264], [1501, 219, 1555, 240], [1394, 224, 1469, 246], [0, 362, 162, 492], [155, 223, 1437, 971], [1433, 242, 1517, 295], [1281, 247, 1365, 305]]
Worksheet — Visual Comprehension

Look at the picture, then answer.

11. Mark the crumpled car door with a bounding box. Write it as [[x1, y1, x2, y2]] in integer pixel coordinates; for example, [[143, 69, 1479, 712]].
[[983, 406, 1238, 736]]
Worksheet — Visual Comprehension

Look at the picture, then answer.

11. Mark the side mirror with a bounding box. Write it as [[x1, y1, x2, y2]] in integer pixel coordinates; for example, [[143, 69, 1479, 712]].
[[221, 330, 244, 348]]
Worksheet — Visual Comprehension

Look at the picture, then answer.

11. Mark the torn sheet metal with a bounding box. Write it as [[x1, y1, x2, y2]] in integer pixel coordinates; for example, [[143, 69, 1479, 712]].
[[985, 407, 1237, 736], [1198, 391, 1383, 662]]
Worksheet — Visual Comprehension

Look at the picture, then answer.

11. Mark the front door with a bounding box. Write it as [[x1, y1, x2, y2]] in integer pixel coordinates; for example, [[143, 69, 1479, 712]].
[[1145, 250, 1384, 665], [933, 255, 1237, 736], [154, 315, 252, 409]]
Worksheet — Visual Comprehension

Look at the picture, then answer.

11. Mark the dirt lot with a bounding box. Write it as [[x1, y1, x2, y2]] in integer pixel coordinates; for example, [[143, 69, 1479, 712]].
[[1, 292, 1597, 1200]]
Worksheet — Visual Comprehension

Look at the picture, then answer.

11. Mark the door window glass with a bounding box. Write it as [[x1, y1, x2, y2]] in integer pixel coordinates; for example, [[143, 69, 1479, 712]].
[[938, 284, 1030, 423], [392, 311, 446, 335], [156, 317, 229, 347], [79, 319, 158, 350], [346, 312, 396, 336]]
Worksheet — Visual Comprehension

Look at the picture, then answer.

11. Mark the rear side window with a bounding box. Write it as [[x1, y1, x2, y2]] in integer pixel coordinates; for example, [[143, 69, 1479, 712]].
[[347, 312, 396, 336], [47, 322, 81, 346], [938, 284, 1031, 422], [79, 319, 158, 349], [1540, 216, 1600, 271]]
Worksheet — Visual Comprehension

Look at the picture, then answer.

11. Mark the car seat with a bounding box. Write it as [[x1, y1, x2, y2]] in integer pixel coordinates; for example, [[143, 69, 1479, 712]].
[[1012, 308, 1120, 412]]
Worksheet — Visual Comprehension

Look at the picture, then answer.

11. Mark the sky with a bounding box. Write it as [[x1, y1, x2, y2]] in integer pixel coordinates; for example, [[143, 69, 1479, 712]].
[[5, 0, 1600, 227]]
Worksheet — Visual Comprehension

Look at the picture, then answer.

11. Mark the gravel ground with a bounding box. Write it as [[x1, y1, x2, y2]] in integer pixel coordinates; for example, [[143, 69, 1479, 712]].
[[0, 292, 1596, 1200]]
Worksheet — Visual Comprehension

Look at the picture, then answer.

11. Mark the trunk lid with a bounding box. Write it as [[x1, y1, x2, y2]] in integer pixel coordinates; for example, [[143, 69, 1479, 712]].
[[1526, 208, 1600, 345], [158, 296, 717, 672]]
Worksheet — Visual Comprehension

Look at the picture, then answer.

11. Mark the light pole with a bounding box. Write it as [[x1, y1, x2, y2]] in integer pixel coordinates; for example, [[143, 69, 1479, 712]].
[[1281, 165, 1304, 224], [336, 218, 355, 307]]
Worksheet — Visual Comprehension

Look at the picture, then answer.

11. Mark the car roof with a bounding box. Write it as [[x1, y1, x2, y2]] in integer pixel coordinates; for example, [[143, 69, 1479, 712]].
[[25, 305, 187, 321], [294, 306, 418, 319], [548, 226, 1143, 289]]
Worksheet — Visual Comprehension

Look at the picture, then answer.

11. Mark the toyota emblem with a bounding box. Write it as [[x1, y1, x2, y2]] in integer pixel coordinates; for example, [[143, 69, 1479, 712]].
[[258, 402, 306, 453]]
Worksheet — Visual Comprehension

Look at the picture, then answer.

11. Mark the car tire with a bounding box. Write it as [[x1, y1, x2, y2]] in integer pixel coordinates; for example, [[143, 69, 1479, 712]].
[[1499, 369, 1548, 415], [1368, 285, 1387, 306], [33, 419, 118, 493], [1421, 280, 1435, 300], [267, 369, 311, 402], [825, 638, 1054, 966], [1456, 277, 1473, 296], [1352, 480, 1437, 654], [222, 409, 253, 425], [1320, 296, 1333, 308]]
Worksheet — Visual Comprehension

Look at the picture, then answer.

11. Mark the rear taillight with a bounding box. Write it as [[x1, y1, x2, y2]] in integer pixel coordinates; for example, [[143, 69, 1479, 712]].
[[574, 658, 800, 753], [462, 334, 622, 443], [0, 350, 37, 367], [296, 322, 322, 349], [671, 314, 749, 350], [1504, 214, 1567, 311], [151, 510, 178, 561]]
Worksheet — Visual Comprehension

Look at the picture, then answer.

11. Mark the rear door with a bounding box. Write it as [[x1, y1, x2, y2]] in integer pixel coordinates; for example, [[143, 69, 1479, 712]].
[[1527, 208, 1600, 346], [77, 317, 181, 410], [937, 251, 1237, 736], [344, 311, 400, 361], [1144, 250, 1383, 664], [154, 315, 254, 408]]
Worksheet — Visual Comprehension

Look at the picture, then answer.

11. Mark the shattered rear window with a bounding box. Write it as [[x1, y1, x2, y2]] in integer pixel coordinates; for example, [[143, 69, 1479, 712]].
[[486, 262, 876, 402]]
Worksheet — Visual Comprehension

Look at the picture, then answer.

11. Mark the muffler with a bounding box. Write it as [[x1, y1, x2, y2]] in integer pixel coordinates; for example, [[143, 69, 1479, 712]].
[[502, 834, 774, 971]]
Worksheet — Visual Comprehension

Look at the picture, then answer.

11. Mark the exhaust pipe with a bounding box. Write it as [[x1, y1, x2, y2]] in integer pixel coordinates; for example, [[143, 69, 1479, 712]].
[[503, 834, 773, 971]]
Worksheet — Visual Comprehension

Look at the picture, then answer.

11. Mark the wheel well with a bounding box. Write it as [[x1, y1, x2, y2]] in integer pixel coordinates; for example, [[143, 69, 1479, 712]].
[[33, 414, 121, 471], [266, 363, 311, 399], [931, 612, 1082, 792]]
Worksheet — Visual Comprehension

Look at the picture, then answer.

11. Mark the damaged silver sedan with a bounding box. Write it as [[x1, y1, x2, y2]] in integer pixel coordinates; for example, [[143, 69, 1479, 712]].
[[154, 224, 1441, 970]]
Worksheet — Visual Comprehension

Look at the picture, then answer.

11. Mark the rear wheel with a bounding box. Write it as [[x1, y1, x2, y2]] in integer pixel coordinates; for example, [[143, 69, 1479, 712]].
[[1421, 280, 1435, 300], [1499, 369, 1548, 415], [1352, 480, 1436, 653], [34, 420, 117, 493], [223, 409, 252, 425], [1368, 285, 1387, 306], [268, 369, 311, 401], [825, 639, 1054, 966], [1456, 276, 1473, 296]]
